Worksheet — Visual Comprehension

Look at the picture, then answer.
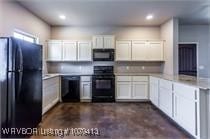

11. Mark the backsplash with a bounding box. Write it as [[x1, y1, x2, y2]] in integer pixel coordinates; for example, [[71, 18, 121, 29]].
[[114, 62, 163, 73], [47, 61, 163, 74]]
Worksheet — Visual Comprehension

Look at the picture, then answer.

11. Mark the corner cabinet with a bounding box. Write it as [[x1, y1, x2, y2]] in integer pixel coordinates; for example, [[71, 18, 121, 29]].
[[93, 35, 115, 49], [47, 40, 92, 62]]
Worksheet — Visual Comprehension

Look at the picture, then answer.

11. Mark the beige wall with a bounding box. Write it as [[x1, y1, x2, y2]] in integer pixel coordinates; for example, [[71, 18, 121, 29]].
[[0, 0, 51, 73], [51, 26, 160, 40], [160, 18, 179, 75]]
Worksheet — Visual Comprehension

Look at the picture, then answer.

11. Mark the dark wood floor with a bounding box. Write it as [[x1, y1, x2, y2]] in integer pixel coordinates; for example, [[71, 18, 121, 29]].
[[31, 103, 191, 139]]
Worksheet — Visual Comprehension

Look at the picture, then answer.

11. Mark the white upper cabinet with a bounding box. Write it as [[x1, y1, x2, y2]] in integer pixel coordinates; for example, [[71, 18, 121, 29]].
[[47, 40, 62, 61], [93, 35, 115, 49], [103, 35, 115, 49], [148, 41, 164, 61], [116, 41, 132, 61], [93, 36, 103, 49], [78, 41, 92, 61], [132, 41, 148, 61], [62, 41, 77, 61], [116, 40, 164, 62], [47, 40, 92, 62]]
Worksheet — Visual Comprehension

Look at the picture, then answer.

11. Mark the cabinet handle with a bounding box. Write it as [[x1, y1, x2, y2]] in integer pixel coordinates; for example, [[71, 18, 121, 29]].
[[195, 102, 198, 136], [195, 90, 197, 100], [175, 96, 177, 116]]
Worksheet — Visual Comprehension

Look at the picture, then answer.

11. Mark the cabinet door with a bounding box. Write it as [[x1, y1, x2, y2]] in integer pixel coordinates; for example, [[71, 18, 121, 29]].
[[80, 81, 91, 99], [47, 40, 62, 61], [78, 41, 92, 61], [116, 41, 132, 61], [132, 82, 148, 99], [93, 36, 103, 49], [159, 79, 173, 117], [149, 77, 159, 106], [148, 41, 164, 61], [63, 41, 77, 61], [174, 84, 199, 137], [132, 41, 148, 61], [116, 81, 132, 99], [103, 35, 115, 49]]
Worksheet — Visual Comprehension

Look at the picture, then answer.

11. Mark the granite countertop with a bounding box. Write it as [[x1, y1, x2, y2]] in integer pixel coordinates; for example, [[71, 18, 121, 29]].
[[42, 73, 93, 80], [115, 72, 210, 90], [43, 72, 210, 90], [152, 74, 210, 90]]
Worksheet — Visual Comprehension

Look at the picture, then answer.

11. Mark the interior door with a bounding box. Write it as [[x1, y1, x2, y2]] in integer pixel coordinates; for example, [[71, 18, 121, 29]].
[[179, 44, 197, 76]]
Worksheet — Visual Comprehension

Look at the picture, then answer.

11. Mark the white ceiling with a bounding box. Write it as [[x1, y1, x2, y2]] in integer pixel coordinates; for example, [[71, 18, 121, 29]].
[[15, 0, 210, 26]]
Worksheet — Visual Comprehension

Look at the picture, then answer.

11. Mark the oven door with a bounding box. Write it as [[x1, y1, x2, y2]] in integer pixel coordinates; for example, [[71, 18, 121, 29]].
[[92, 75, 115, 100], [93, 49, 114, 61]]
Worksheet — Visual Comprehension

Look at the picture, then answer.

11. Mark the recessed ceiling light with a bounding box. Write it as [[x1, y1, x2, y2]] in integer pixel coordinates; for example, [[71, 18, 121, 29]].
[[59, 15, 66, 20], [146, 14, 154, 20]]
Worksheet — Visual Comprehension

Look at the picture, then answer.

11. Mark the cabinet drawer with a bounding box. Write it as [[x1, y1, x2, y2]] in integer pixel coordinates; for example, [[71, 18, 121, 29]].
[[174, 83, 198, 100], [81, 76, 91, 82], [117, 76, 132, 82], [159, 79, 173, 90], [132, 76, 148, 82]]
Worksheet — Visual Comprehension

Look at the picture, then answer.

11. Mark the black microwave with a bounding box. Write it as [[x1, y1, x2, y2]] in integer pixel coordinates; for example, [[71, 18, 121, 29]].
[[93, 49, 115, 61]]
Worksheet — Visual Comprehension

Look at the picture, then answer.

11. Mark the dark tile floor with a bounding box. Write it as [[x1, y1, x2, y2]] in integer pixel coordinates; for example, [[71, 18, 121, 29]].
[[31, 103, 191, 139]]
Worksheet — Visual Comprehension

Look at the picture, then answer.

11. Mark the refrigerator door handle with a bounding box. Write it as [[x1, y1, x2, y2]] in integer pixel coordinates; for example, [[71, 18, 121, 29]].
[[16, 43, 23, 71], [16, 71, 23, 100]]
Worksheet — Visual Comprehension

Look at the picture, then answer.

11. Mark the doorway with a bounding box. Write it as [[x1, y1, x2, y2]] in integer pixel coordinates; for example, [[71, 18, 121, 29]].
[[178, 43, 197, 77]]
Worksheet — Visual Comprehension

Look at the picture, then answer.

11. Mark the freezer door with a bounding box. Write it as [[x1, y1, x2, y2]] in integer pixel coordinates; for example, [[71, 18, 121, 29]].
[[0, 38, 9, 138]]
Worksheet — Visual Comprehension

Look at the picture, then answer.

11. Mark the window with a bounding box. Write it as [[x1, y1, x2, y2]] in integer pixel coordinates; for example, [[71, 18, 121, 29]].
[[13, 30, 38, 44]]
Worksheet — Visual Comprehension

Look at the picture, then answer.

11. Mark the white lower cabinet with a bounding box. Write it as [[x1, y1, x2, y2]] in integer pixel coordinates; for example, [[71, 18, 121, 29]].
[[173, 83, 199, 138], [149, 76, 201, 138], [116, 81, 132, 99], [43, 76, 60, 115], [159, 79, 173, 117], [149, 77, 159, 107], [116, 76, 148, 100], [80, 76, 91, 101], [132, 82, 148, 99]]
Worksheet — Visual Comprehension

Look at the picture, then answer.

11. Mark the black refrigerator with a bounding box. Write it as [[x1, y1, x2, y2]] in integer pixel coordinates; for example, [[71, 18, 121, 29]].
[[0, 37, 42, 138]]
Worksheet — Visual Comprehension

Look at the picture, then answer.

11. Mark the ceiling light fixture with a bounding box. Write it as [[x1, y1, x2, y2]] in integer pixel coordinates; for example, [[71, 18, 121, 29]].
[[59, 15, 66, 20], [146, 14, 154, 20]]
